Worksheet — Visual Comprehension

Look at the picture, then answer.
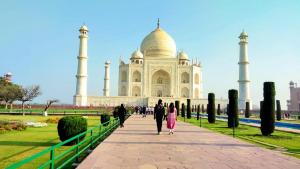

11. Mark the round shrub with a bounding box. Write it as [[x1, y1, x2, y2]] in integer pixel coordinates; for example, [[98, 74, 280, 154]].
[[101, 113, 111, 126], [57, 116, 87, 144]]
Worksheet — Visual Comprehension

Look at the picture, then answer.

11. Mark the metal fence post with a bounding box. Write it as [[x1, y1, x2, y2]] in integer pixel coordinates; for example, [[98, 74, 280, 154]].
[[90, 130, 93, 149], [50, 147, 55, 169], [76, 137, 79, 162], [200, 116, 202, 127]]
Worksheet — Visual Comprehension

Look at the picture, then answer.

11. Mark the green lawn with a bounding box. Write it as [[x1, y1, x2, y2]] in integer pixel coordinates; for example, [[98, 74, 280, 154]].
[[0, 115, 101, 168], [179, 116, 300, 159]]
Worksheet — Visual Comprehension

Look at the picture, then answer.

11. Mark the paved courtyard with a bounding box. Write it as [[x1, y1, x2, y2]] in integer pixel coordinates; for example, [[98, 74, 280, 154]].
[[78, 115, 300, 169]]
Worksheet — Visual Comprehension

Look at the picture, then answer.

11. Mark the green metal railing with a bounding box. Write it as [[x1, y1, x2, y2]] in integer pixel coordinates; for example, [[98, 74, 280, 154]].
[[6, 118, 120, 169]]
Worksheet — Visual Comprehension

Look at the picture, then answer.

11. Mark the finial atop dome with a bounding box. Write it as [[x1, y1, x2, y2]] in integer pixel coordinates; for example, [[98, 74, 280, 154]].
[[157, 18, 160, 29]]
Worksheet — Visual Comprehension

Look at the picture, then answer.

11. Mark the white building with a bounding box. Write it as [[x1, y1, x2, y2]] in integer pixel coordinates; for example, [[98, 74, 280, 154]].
[[74, 22, 227, 107]]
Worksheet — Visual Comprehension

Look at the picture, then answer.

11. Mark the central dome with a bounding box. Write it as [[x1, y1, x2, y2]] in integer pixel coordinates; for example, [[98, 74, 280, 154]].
[[140, 27, 177, 58]]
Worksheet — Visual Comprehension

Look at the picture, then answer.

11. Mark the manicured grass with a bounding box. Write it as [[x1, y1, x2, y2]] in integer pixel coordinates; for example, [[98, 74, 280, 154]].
[[0, 115, 101, 168], [179, 116, 300, 159]]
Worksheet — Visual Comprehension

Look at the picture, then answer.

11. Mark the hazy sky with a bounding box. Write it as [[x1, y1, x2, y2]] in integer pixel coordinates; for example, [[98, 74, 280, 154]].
[[0, 0, 299, 109]]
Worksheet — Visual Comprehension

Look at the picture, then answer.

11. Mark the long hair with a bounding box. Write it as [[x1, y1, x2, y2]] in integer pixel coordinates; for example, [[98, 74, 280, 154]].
[[169, 102, 175, 113]]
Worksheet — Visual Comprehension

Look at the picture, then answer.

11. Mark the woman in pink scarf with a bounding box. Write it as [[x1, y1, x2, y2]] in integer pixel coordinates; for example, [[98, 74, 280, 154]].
[[167, 102, 177, 134]]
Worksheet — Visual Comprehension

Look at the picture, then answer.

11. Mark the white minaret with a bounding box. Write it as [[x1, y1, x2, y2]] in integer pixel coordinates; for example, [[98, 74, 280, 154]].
[[103, 61, 110, 96], [238, 30, 252, 110], [74, 25, 88, 106]]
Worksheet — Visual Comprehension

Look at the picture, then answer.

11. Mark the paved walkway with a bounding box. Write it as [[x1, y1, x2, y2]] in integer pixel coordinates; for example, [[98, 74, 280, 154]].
[[78, 115, 300, 169]]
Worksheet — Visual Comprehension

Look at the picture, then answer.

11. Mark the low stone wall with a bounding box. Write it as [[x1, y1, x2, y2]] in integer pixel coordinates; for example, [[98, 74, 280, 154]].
[[87, 96, 228, 108]]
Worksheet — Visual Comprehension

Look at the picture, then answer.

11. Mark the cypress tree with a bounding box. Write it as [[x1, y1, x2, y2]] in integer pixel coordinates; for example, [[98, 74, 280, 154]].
[[206, 104, 208, 114], [207, 93, 216, 123], [201, 104, 204, 113], [217, 104, 221, 115], [260, 82, 276, 136], [245, 102, 250, 118], [276, 100, 282, 121], [228, 89, 239, 128], [197, 104, 200, 120], [175, 100, 180, 116], [181, 103, 185, 117], [187, 99, 191, 119]]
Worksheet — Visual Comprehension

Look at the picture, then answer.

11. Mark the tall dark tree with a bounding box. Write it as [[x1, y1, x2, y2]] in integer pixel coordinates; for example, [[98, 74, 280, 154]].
[[181, 103, 185, 117], [175, 100, 180, 116], [245, 102, 250, 118], [217, 104, 221, 115], [197, 104, 200, 120], [276, 100, 282, 121], [228, 89, 239, 128], [201, 104, 205, 113], [207, 93, 216, 123], [260, 82, 276, 136], [187, 99, 191, 119]]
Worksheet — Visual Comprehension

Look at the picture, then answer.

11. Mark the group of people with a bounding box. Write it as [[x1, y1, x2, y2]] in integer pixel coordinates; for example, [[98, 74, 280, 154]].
[[154, 99, 177, 135], [116, 99, 177, 135]]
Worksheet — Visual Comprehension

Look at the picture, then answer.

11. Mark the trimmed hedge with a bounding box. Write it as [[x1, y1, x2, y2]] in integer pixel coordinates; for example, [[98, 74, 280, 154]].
[[245, 102, 250, 118], [228, 89, 239, 128], [197, 104, 200, 120], [175, 100, 180, 116], [101, 113, 111, 126], [276, 100, 281, 121], [207, 93, 216, 123], [217, 104, 221, 115], [57, 116, 87, 144], [187, 99, 191, 119], [181, 103, 185, 117], [201, 104, 205, 113], [260, 82, 275, 136]]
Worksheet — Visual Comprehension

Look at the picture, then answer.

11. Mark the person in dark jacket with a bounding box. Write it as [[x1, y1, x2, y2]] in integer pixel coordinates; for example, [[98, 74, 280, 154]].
[[118, 104, 126, 128], [154, 99, 165, 135]]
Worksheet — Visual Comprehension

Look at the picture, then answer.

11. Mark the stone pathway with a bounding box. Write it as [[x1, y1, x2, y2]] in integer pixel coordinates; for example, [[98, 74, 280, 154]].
[[77, 115, 300, 169]]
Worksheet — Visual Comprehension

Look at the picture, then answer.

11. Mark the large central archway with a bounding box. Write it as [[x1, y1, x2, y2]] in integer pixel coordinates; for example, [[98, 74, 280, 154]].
[[151, 70, 171, 97]]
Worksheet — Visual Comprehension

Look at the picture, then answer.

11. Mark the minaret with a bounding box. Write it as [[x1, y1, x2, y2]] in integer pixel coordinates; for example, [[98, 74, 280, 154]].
[[74, 25, 88, 106], [103, 61, 110, 96], [238, 30, 252, 110]]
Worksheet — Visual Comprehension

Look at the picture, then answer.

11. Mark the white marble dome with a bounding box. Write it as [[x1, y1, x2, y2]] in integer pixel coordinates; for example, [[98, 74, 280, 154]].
[[140, 27, 177, 58], [178, 51, 189, 60], [131, 49, 143, 59]]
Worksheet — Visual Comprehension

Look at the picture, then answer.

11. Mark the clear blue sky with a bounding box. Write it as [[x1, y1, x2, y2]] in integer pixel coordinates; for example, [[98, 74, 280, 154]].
[[0, 0, 299, 109]]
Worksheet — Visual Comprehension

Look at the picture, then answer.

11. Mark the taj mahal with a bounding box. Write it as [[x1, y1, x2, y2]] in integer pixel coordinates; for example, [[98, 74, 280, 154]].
[[73, 20, 251, 109]]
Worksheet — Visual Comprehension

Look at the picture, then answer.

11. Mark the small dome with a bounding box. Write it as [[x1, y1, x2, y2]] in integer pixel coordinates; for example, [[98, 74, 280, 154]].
[[239, 30, 248, 38], [140, 27, 176, 58], [79, 25, 88, 31], [131, 49, 143, 59], [290, 81, 295, 85], [178, 51, 189, 60]]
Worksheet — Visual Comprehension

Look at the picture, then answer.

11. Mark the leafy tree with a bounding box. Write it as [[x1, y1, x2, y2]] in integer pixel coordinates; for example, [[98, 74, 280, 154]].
[[207, 93, 216, 123], [260, 82, 276, 136], [18, 85, 41, 115], [0, 84, 21, 109]]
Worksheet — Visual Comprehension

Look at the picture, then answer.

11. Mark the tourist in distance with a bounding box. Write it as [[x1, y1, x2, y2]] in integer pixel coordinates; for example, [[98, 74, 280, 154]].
[[154, 99, 165, 135], [167, 102, 177, 134], [118, 104, 126, 128]]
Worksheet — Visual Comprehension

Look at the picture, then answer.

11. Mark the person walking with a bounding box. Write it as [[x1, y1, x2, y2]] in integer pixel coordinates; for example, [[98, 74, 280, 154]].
[[118, 104, 126, 128], [154, 99, 165, 135], [167, 102, 177, 134]]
